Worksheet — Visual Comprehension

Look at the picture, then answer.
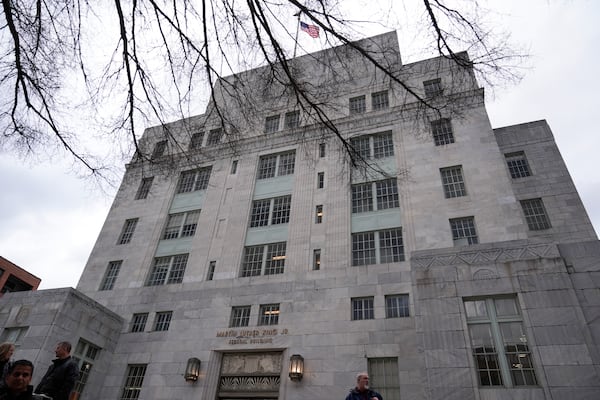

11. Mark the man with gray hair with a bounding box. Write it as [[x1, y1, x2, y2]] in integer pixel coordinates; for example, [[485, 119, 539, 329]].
[[34, 342, 79, 400], [345, 372, 383, 400]]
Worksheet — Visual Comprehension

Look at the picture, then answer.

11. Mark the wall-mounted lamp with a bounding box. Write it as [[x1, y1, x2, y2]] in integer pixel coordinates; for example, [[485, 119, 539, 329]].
[[289, 354, 304, 382], [184, 357, 201, 382]]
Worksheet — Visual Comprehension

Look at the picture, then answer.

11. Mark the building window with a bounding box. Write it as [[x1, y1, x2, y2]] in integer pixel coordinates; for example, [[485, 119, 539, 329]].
[[250, 195, 291, 227], [440, 165, 467, 198], [265, 115, 280, 133], [146, 254, 188, 286], [135, 177, 154, 200], [352, 297, 374, 320], [130, 313, 148, 333], [315, 205, 323, 224], [231, 160, 238, 174], [313, 249, 321, 270], [117, 218, 138, 245], [350, 131, 394, 159], [317, 172, 324, 189], [230, 306, 251, 327], [385, 294, 409, 318], [371, 90, 389, 110], [352, 228, 404, 266], [99, 261, 122, 291], [0, 327, 28, 345], [189, 131, 204, 150], [257, 151, 296, 179], [241, 242, 286, 277], [206, 128, 223, 145], [349, 95, 366, 114], [431, 118, 454, 146], [505, 151, 531, 178], [207, 261, 216, 281], [319, 142, 326, 158], [176, 167, 212, 193], [352, 178, 399, 213], [423, 78, 442, 97], [120, 364, 147, 400], [285, 111, 300, 129], [450, 217, 478, 245], [162, 210, 201, 239], [520, 198, 551, 230], [368, 358, 400, 400], [464, 296, 537, 387], [153, 311, 173, 331], [258, 304, 280, 326], [72, 339, 101, 399], [150, 140, 167, 159]]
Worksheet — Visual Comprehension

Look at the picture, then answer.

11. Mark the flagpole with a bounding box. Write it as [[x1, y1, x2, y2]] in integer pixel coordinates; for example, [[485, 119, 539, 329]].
[[293, 11, 301, 58]]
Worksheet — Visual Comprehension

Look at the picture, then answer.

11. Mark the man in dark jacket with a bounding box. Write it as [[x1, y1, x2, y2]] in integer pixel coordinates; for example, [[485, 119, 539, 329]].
[[345, 372, 383, 400], [35, 342, 79, 400], [0, 359, 35, 400]]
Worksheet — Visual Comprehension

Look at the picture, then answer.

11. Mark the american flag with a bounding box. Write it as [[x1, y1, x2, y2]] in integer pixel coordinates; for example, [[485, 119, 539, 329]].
[[300, 21, 319, 38]]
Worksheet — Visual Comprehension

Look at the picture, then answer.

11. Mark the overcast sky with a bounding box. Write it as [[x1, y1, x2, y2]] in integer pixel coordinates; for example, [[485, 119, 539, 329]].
[[1, 0, 598, 289]]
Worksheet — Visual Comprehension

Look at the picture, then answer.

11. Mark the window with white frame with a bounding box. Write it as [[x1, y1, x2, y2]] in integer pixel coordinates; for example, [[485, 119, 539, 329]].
[[317, 172, 324, 189], [440, 165, 467, 198], [99, 260, 122, 291], [285, 111, 300, 129], [130, 313, 148, 333], [315, 205, 323, 224], [249, 195, 291, 227], [72, 339, 101, 399], [464, 296, 537, 387], [230, 306, 251, 327], [351, 178, 399, 213], [257, 151, 295, 179], [368, 358, 400, 400], [176, 167, 212, 193], [153, 311, 173, 331], [352, 228, 404, 266], [349, 95, 366, 114], [371, 90, 389, 110], [120, 364, 147, 400], [151, 140, 167, 159], [258, 304, 280, 326], [241, 242, 286, 277], [450, 217, 478, 245], [423, 78, 443, 97], [505, 151, 531, 179], [431, 118, 455, 146], [231, 160, 238, 174], [206, 128, 222, 145], [207, 260, 216, 280], [162, 210, 201, 239], [350, 131, 394, 159], [146, 254, 188, 286], [352, 297, 374, 320], [385, 294, 409, 318], [135, 177, 154, 200], [313, 249, 321, 270], [117, 218, 138, 245], [189, 131, 204, 150], [520, 198, 551, 230], [319, 143, 326, 158], [265, 115, 280, 133]]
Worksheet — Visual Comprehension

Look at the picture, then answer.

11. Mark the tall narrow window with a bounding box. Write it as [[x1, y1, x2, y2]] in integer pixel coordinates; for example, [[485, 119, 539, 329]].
[[120, 364, 147, 400], [189, 132, 204, 150], [315, 205, 323, 224], [432, 119, 454, 145], [319, 143, 326, 158], [135, 177, 154, 200], [99, 261, 122, 291], [371, 90, 389, 110], [520, 198, 551, 230], [231, 160, 238, 174], [285, 111, 300, 129], [317, 172, 324, 189], [207, 128, 222, 145], [176, 167, 212, 193], [440, 165, 467, 198], [258, 304, 280, 326], [230, 306, 251, 327], [423, 78, 442, 97], [153, 311, 173, 331], [130, 313, 148, 333], [313, 249, 321, 270], [72, 339, 101, 399], [385, 294, 409, 318], [265, 115, 280, 133], [505, 151, 531, 178], [352, 297, 374, 320], [151, 140, 167, 159], [349, 95, 366, 114], [207, 261, 216, 281], [368, 358, 400, 400], [450, 217, 478, 245], [118, 218, 138, 245], [464, 297, 537, 387], [146, 254, 188, 286], [162, 210, 201, 239]]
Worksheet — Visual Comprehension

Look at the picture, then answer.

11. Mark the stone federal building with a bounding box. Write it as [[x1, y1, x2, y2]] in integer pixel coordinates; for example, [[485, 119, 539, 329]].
[[2, 31, 599, 400]]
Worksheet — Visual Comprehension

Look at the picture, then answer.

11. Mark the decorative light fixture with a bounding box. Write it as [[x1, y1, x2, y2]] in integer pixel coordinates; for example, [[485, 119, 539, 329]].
[[184, 357, 201, 382], [289, 354, 304, 381]]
